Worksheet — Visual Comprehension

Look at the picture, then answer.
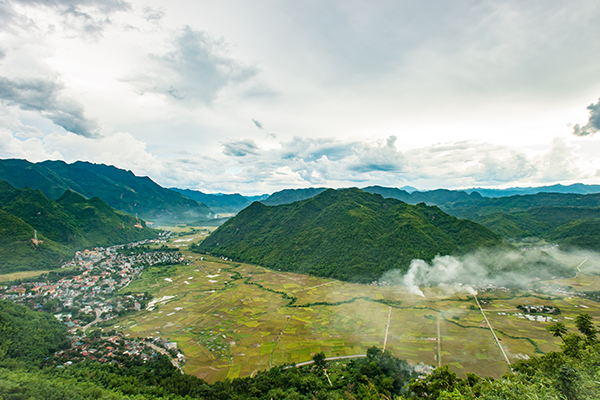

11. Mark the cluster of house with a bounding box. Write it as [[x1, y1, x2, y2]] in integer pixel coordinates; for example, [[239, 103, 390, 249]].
[[1, 238, 183, 312], [518, 304, 560, 315], [496, 311, 559, 323], [52, 332, 184, 367], [1, 233, 192, 367]]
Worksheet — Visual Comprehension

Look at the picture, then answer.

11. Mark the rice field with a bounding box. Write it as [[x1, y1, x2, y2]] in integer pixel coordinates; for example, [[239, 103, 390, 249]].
[[115, 239, 600, 383]]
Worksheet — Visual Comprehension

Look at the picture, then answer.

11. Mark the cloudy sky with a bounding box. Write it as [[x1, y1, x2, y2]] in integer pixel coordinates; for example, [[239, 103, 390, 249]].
[[1, 0, 600, 194]]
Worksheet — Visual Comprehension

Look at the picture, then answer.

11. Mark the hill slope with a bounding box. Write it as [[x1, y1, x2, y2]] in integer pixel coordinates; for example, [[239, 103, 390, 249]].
[[0, 180, 157, 273], [197, 188, 503, 283], [0, 159, 213, 223]]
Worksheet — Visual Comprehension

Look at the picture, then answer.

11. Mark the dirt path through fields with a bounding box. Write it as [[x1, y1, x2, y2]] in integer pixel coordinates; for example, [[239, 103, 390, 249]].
[[383, 306, 392, 351], [474, 295, 512, 372]]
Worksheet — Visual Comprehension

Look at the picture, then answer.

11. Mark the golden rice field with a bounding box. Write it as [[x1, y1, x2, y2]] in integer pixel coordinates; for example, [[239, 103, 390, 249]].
[[114, 234, 600, 383]]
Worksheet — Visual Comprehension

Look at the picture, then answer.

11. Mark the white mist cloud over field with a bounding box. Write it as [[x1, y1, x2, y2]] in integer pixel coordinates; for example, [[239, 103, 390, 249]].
[[380, 248, 598, 297]]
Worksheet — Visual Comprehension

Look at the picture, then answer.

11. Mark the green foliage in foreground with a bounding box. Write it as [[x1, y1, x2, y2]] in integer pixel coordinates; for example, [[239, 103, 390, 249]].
[[2, 298, 600, 400], [0, 300, 70, 365], [0, 180, 158, 273], [197, 188, 503, 283]]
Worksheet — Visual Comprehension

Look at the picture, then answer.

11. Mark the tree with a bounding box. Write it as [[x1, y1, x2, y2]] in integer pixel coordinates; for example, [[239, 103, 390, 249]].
[[312, 352, 326, 368], [575, 313, 597, 343], [547, 322, 568, 339]]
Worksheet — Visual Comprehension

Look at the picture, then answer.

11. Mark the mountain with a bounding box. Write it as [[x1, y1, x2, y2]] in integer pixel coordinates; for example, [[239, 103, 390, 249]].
[[261, 187, 328, 206], [264, 186, 484, 207], [362, 186, 484, 205], [0, 180, 157, 273], [441, 192, 600, 220], [196, 188, 503, 283], [464, 183, 600, 198], [246, 193, 269, 202], [170, 188, 251, 213], [0, 159, 213, 223]]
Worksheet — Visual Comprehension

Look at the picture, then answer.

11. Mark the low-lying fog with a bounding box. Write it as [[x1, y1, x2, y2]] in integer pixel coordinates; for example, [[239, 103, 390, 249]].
[[380, 248, 600, 297]]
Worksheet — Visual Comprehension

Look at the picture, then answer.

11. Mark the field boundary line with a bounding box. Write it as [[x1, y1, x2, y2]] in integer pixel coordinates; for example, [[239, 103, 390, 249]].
[[269, 310, 297, 368], [287, 281, 335, 294]]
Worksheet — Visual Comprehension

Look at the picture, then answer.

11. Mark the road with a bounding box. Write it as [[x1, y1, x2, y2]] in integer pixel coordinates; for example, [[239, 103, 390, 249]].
[[146, 342, 184, 374], [383, 306, 392, 351], [292, 354, 367, 368], [474, 295, 512, 373], [82, 308, 102, 333], [437, 319, 442, 368], [575, 257, 589, 277]]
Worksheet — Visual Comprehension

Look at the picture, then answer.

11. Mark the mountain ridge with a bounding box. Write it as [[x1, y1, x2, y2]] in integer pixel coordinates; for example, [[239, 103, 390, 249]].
[[0, 159, 213, 223], [0, 180, 158, 273], [196, 188, 503, 283]]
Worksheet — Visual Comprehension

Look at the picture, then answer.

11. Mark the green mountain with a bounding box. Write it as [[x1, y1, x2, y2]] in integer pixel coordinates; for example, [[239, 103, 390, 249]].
[[0, 180, 157, 273], [170, 188, 251, 213], [261, 187, 328, 206], [0, 159, 213, 223], [362, 188, 600, 251], [197, 188, 503, 283]]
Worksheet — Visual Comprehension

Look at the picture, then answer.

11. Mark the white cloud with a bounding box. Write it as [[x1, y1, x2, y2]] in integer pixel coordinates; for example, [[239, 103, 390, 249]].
[[0, 128, 596, 194], [125, 25, 258, 105], [0, 0, 599, 195]]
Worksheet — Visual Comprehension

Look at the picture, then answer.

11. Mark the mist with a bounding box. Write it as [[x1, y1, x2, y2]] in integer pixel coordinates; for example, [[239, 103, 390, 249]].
[[380, 248, 599, 297]]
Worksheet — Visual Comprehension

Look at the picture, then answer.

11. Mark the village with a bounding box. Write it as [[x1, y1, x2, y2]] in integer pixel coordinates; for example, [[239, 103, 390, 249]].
[[0, 231, 187, 369]]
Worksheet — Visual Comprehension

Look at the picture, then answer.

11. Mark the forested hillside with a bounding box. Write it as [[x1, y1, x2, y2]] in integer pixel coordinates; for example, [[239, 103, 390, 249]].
[[0, 159, 213, 223], [0, 180, 157, 273], [197, 188, 503, 283]]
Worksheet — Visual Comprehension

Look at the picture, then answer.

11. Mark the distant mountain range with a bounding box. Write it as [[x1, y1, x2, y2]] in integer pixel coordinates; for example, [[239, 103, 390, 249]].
[[464, 183, 600, 197], [1, 158, 598, 250], [0, 159, 213, 224], [196, 188, 503, 283], [252, 185, 600, 251], [0, 180, 157, 273], [170, 188, 252, 214]]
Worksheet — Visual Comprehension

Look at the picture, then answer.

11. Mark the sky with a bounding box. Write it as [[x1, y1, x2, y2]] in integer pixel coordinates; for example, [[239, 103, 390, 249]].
[[1, 0, 600, 195]]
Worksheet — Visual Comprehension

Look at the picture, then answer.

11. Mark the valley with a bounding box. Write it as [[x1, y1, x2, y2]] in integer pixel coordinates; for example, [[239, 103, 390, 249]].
[[110, 231, 600, 383]]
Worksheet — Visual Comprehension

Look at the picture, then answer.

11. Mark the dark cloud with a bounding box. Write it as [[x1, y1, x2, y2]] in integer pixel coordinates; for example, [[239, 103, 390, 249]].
[[0, 76, 99, 137], [222, 139, 260, 157], [143, 6, 165, 23], [252, 119, 264, 130], [12, 0, 130, 13], [252, 118, 276, 138], [0, 0, 130, 35], [573, 98, 600, 137], [129, 26, 258, 104]]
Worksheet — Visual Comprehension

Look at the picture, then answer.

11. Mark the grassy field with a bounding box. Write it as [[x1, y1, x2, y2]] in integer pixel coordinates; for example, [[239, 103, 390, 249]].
[[0, 269, 51, 282], [113, 234, 600, 383]]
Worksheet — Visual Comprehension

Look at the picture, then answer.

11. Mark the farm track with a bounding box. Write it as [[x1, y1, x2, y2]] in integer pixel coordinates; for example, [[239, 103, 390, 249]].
[[474, 295, 512, 372]]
